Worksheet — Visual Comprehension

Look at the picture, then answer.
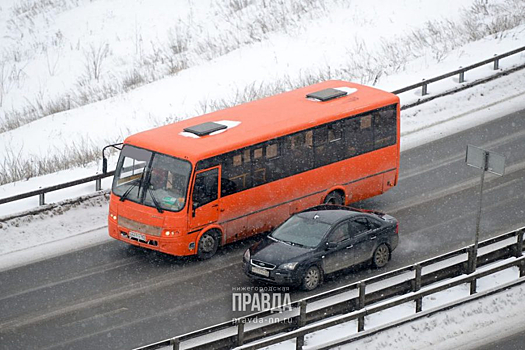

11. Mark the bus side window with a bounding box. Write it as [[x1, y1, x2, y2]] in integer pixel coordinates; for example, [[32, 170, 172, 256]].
[[287, 130, 313, 175], [252, 146, 266, 186], [314, 126, 328, 167], [373, 106, 397, 149], [192, 168, 218, 209], [345, 114, 373, 156]]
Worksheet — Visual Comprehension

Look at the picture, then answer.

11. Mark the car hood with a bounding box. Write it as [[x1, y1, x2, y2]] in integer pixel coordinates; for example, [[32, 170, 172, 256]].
[[250, 236, 313, 266]]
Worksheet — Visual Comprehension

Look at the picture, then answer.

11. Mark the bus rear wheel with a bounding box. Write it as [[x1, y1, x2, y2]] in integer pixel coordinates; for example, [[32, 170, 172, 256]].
[[324, 191, 345, 205], [197, 230, 220, 260]]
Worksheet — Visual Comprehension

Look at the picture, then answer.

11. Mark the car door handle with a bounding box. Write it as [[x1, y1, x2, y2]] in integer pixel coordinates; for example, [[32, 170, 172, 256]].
[[370, 236, 377, 240], [346, 245, 354, 249]]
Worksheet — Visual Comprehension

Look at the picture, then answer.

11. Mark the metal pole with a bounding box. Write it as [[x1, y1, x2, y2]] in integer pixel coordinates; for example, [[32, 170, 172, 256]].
[[472, 151, 488, 271]]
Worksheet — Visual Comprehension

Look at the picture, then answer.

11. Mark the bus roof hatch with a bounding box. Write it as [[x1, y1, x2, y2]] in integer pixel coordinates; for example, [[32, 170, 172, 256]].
[[183, 122, 228, 136], [306, 88, 348, 102]]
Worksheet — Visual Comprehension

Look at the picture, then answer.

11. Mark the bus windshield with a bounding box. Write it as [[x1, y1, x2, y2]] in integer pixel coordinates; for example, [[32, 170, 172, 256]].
[[112, 145, 192, 212]]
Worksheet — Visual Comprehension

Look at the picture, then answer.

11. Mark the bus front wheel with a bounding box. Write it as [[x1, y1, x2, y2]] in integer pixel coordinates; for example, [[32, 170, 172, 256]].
[[324, 191, 345, 205], [197, 230, 220, 260]]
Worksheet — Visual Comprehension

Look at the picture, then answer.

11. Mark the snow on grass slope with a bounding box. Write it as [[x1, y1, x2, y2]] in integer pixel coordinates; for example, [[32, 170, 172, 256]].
[[1, 0, 525, 185]]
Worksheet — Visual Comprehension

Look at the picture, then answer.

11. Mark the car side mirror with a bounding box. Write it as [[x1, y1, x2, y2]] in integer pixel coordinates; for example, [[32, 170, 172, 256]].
[[325, 242, 338, 250]]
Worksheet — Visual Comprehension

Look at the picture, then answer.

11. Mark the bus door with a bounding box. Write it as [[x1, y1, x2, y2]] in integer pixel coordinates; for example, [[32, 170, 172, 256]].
[[189, 167, 220, 230]]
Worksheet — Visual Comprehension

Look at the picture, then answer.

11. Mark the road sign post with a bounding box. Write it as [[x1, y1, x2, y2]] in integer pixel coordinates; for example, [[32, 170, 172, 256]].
[[465, 145, 505, 273]]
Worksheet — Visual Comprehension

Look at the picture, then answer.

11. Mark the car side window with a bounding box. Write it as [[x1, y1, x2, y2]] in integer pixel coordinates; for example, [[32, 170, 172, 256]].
[[349, 218, 369, 236], [365, 217, 381, 229], [328, 223, 350, 243]]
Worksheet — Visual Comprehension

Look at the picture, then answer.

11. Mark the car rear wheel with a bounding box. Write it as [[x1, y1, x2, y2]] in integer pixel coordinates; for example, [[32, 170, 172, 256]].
[[301, 265, 322, 291], [372, 243, 390, 268], [197, 230, 220, 260], [324, 191, 344, 205]]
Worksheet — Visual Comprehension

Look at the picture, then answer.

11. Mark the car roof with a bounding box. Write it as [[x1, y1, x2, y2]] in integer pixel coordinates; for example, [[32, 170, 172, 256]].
[[296, 208, 364, 225]]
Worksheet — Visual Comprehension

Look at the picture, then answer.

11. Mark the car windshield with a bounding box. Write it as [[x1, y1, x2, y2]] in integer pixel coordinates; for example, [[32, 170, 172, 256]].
[[112, 145, 192, 212], [270, 214, 332, 248]]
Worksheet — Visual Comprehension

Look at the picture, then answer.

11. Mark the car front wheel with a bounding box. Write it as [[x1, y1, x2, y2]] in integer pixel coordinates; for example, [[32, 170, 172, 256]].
[[372, 243, 390, 268], [301, 265, 322, 291]]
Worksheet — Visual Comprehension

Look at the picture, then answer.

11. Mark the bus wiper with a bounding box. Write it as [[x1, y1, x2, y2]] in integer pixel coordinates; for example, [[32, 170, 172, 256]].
[[119, 178, 142, 202], [147, 189, 164, 214], [120, 180, 138, 202]]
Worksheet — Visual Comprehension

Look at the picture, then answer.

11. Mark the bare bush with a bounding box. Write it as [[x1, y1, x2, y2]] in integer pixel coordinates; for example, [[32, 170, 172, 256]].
[[83, 42, 110, 81], [122, 70, 146, 91], [0, 61, 9, 107], [0, 139, 100, 185]]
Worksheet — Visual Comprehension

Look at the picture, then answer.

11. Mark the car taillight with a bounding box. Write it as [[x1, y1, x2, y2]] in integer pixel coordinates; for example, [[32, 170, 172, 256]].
[[395, 222, 399, 234]]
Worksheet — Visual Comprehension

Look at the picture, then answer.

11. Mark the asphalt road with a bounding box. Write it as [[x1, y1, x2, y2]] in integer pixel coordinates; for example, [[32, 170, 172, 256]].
[[1, 110, 524, 350]]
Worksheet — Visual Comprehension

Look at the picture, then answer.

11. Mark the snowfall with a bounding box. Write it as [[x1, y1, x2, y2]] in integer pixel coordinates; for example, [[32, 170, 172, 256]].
[[1, 0, 525, 349]]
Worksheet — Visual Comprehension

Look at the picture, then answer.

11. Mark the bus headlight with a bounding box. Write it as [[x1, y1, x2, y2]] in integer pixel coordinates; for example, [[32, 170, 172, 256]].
[[164, 230, 180, 237]]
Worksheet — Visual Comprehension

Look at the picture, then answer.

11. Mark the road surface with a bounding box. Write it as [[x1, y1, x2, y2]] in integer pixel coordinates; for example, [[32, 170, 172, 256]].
[[0, 110, 524, 349]]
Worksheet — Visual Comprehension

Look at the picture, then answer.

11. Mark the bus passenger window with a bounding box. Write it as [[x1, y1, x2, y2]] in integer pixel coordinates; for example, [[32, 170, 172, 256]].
[[373, 106, 397, 149], [291, 133, 304, 149], [243, 149, 251, 163], [266, 143, 279, 159], [233, 154, 242, 167], [305, 130, 313, 148], [254, 147, 263, 159]]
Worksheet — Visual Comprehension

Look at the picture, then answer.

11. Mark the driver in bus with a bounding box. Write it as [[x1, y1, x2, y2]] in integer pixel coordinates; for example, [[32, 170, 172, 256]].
[[149, 168, 168, 190]]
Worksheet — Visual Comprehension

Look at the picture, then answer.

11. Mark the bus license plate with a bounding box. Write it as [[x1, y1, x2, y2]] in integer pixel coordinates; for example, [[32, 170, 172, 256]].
[[129, 231, 146, 241], [251, 266, 269, 277]]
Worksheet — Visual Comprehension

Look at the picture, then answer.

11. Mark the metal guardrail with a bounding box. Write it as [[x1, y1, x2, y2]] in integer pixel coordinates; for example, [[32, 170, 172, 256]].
[[241, 257, 525, 350], [134, 226, 525, 350], [0, 170, 115, 207], [0, 45, 524, 213], [390, 46, 525, 96]]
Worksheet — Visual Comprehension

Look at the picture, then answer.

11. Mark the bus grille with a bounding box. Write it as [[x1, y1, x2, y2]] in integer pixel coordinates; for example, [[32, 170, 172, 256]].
[[118, 216, 162, 237]]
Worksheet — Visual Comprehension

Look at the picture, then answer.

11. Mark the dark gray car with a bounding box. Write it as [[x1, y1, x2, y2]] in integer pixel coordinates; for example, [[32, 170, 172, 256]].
[[243, 205, 399, 291]]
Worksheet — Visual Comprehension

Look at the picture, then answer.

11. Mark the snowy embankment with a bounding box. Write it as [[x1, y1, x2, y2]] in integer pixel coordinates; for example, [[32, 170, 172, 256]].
[[262, 266, 525, 350]]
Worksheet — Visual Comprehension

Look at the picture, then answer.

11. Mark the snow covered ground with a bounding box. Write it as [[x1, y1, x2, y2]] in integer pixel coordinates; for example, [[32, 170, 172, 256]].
[[1, 0, 525, 348], [256, 265, 525, 350]]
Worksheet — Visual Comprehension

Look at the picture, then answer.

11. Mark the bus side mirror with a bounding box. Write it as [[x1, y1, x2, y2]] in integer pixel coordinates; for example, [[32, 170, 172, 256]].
[[102, 142, 123, 174]]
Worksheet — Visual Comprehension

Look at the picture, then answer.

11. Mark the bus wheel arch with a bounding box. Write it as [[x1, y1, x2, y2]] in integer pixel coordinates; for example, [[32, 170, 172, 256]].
[[196, 227, 223, 260], [323, 188, 346, 205]]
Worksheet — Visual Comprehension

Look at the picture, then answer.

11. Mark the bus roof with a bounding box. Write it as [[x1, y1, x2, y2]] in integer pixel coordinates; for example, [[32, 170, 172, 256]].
[[125, 80, 399, 163]]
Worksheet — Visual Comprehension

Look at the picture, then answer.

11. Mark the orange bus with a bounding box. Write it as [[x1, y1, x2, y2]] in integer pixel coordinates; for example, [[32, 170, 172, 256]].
[[105, 80, 400, 259]]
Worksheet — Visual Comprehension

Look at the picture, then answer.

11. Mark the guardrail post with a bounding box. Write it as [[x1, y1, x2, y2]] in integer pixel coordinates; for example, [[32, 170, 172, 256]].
[[493, 54, 499, 70], [357, 282, 366, 332], [298, 300, 307, 327], [413, 264, 422, 312], [237, 320, 245, 346], [295, 301, 307, 349], [421, 79, 428, 96], [459, 67, 465, 83], [296, 334, 304, 350], [467, 245, 476, 274], [470, 277, 477, 295], [170, 338, 180, 350], [39, 193, 45, 206], [95, 178, 102, 191], [520, 259, 525, 277], [516, 229, 524, 258]]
